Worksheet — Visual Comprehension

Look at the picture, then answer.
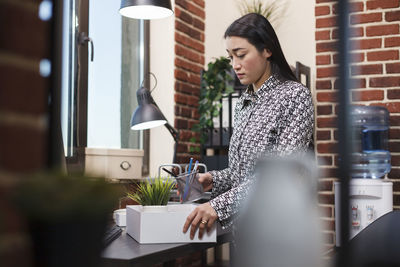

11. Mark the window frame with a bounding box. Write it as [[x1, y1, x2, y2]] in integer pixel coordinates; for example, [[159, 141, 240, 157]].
[[62, 0, 150, 175]]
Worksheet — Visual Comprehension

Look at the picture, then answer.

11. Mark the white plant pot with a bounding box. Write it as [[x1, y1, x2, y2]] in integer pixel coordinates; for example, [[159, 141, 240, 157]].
[[142, 205, 168, 213]]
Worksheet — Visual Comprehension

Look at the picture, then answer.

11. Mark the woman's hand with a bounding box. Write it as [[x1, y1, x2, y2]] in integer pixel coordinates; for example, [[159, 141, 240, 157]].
[[183, 202, 218, 239], [198, 172, 213, 191]]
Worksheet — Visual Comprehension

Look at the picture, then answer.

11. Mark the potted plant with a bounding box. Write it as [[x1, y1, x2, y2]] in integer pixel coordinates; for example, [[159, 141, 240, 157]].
[[13, 172, 122, 267], [127, 176, 175, 212], [191, 57, 234, 150], [235, 0, 288, 28]]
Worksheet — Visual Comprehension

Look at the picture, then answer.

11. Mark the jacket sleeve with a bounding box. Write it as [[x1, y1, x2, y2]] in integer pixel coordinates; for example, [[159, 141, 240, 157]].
[[273, 84, 314, 155], [209, 175, 254, 229], [209, 168, 232, 198]]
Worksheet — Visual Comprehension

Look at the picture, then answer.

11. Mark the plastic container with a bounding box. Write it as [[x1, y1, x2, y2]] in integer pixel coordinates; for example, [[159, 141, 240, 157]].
[[351, 106, 391, 179]]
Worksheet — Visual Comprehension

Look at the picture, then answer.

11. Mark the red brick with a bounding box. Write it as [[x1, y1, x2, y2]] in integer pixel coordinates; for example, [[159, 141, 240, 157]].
[[392, 155, 400, 165], [316, 80, 332, 90], [187, 95, 199, 107], [175, 57, 203, 74], [332, 27, 364, 39], [175, 44, 202, 63], [394, 181, 400, 191], [175, 32, 205, 53], [317, 117, 337, 128], [315, 6, 330, 16], [316, 17, 337, 28], [193, 0, 205, 8], [350, 12, 382, 24], [175, 20, 203, 41], [316, 41, 338, 53], [367, 0, 400, 10], [394, 195, 400, 206], [175, 81, 198, 95], [385, 36, 400, 47], [387, 63, 400, 73], [175, 7, 193, 24], [390, 115, 400, 126], [316, 30, 331, 40], [0, 4, 50, 58], [352, 90, 384, 101], [385, 10, 400, 21], [316, 55, 331, 65], [388, 168, 400, 179], [317, 130, 332, 140], [318, 156, 333, 166], [389, 128, 400, 139], [388, 89, 400, 99], [371, 102, 400, 113], [370, 76, 400, 87], [332, 2, 364, 14], [351, 38, 382, 50], [318, 192, 335, 204], [317, 105, 333, 116], [367, 50, 399, 61], [317, 67, 338, 78], [177, 106, 193, 118], [193, 18, 205, 31], [175, 118, 189, 129], [334, 78, 366, 89], [187, 1, 205, 19], [389, 141, 400, 152], [0, 124, 47, 171], [174, 93, 188, 104], [366, 24, 399, 36], [350, 64, 383, 75], [333, 52, 365, 64], [177, 143, 188, 153]]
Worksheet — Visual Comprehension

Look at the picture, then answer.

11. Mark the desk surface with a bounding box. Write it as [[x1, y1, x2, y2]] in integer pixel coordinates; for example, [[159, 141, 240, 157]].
[[101, 225, 232, 267]]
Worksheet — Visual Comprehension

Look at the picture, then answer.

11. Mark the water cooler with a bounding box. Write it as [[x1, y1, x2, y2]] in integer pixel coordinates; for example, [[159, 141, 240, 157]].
[[334, 106, 393, 246]]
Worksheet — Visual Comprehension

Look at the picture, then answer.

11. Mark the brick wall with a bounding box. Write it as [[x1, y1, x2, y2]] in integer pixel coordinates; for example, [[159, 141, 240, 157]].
[[315, 0, 400, 248], [174, 0, 205, 163], [0, 0, 52, 265]]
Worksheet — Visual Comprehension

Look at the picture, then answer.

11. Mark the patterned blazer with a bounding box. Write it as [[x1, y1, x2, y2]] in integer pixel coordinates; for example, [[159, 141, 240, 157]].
[[209, 74, 314, 228]]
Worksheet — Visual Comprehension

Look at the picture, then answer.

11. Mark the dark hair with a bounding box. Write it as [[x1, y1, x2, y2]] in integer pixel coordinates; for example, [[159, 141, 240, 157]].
[[224, 13, 297, 82]]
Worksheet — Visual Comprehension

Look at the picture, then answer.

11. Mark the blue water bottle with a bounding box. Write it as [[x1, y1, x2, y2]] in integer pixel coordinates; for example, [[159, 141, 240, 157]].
[[351, 106, 391, 179]]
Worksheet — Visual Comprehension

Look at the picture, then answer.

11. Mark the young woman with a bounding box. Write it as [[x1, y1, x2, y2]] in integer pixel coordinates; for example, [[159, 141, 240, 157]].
[[183, 13, 314, 240]]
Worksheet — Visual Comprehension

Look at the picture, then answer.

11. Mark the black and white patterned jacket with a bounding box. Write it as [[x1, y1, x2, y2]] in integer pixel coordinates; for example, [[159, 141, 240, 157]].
[[208, 74, 314, 228]]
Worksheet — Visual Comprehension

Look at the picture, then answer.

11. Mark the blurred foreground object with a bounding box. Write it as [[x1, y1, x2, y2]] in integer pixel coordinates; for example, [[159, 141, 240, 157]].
[[235, 154, 324, 267], [13, 173, 121, 267]]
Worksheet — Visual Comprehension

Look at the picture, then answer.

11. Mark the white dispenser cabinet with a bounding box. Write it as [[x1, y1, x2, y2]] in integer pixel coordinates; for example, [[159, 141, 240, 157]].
[[334, 179, 392, 246]]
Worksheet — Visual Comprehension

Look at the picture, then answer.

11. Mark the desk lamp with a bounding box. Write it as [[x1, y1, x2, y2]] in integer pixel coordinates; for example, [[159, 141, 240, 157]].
[[130, 85, 179, 163], [119, 0, 173, 20]]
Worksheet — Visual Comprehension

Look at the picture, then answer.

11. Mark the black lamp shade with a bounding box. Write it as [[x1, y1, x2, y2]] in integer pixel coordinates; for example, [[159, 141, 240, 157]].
[[130, 104, 166, 130], [120, 0, 173, 20], [130, 86, 167, 130]]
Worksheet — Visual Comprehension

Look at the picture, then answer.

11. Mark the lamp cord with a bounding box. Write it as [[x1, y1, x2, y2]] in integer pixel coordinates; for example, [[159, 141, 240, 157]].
[[141, 72, 158, 93]]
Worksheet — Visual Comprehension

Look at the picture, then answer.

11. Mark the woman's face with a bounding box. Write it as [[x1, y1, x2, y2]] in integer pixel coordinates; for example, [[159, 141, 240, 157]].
[[225, 36, 272, 90]]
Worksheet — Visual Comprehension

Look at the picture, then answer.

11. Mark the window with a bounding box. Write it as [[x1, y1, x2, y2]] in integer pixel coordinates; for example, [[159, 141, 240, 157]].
[[61, 0, 149, 172]]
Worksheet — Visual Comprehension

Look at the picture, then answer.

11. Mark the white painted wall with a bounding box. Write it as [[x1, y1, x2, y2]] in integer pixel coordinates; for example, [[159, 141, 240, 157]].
[[149, 1, 175, 176]]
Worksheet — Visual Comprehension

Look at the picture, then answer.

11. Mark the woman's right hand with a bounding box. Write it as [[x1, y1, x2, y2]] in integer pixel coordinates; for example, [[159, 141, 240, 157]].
[[198, 172, 213, 191]]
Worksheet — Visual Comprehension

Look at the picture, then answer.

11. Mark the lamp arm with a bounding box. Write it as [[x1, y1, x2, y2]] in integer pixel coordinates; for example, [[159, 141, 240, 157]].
[[164, 122, 179, 143]]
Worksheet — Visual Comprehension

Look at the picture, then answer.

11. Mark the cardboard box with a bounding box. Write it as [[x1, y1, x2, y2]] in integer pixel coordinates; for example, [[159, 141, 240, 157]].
[[126, 204, 217, 243], [85, 148, 144, 179]]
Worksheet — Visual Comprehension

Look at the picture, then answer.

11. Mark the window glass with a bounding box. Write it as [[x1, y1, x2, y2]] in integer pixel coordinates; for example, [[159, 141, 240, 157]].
[[88, 1, 144, 149]]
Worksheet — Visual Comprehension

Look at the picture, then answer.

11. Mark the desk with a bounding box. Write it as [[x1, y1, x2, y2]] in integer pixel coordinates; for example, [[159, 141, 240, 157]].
[[101, 225, 233, 267]]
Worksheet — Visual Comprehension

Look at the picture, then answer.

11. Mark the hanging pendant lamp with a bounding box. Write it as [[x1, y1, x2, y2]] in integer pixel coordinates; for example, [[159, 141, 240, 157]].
[[120, 0, 173, 20]]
